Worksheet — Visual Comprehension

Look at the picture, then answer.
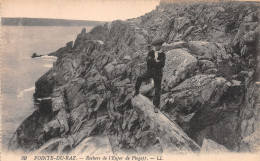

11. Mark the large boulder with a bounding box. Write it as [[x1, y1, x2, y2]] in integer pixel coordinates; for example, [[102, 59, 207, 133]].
[[188, 41, 231, 63], [161, 74, 227, 130], [162, 49, 198, 92], [163, 74, 227, 108]]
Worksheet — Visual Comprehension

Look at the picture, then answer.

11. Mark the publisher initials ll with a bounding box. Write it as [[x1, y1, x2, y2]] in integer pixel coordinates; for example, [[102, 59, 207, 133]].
[[157, 156, 163, 160]]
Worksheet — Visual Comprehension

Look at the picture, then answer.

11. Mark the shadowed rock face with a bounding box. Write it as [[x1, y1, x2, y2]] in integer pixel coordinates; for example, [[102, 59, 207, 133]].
[[131, 95, 200, 153], [9, 1, 260, 153]]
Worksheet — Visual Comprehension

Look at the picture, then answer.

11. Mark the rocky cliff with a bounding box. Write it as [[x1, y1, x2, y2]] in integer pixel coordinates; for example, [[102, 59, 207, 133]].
[[9, 1, 260, 154]]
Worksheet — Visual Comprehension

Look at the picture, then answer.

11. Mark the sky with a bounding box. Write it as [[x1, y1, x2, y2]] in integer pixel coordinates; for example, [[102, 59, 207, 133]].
[[2, 0, 160, 21]]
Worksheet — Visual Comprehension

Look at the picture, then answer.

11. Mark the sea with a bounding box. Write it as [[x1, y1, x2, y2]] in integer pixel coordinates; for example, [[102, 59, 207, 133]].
[[1, 26, 93, 149]]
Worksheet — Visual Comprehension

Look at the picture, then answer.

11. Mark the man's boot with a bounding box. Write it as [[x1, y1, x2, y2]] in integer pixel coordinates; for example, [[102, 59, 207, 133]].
[[134, 90, 139, 97], [154, 106, 158, 113]]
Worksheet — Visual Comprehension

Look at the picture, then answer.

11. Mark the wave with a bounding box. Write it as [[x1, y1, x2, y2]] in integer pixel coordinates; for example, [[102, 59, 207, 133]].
[[25, 55, 57, 60], [31, 55, 57, 61], [17, 86, 35, 98], [43, 64, 53, 68], [38, 55, 57, 59]]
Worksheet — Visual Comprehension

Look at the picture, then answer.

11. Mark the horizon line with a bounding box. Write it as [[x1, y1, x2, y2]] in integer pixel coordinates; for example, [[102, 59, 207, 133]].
[[1, 17, 110, 22]]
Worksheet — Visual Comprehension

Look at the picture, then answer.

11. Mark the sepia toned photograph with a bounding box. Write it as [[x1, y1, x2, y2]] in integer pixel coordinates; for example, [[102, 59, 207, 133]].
[[1, 0, 260, 160]]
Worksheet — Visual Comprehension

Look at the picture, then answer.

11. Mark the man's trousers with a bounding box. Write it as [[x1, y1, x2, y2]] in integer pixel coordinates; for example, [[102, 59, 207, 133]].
[[135, 71, 163, 107]]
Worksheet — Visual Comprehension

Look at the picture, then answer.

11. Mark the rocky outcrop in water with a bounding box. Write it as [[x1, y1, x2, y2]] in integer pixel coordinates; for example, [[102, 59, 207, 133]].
[[9, 1, 260, 154], [31, 52, 43, 58]]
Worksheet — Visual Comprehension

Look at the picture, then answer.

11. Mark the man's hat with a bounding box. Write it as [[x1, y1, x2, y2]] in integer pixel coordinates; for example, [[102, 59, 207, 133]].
[[151, 38, 164, 46]]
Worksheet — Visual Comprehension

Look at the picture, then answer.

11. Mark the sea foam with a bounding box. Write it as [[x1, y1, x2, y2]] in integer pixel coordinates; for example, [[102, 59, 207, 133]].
[[17, 87, 35, 98]]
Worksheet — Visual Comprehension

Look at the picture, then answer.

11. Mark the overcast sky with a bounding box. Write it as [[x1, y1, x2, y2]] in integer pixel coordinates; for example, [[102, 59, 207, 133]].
[[2, 0, 160, 21]]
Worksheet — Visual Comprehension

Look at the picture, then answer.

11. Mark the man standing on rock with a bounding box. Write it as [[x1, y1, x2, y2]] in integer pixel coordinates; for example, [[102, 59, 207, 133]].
[[134, 40, 166, 113]]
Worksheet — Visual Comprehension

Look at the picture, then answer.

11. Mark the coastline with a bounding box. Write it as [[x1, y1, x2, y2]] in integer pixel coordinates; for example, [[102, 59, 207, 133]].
[[1, 26, 93, 150]]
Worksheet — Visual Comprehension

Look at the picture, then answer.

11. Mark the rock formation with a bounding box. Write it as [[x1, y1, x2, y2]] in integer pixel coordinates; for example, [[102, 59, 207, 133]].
[[31, 52, 43, 58], [132, 95, 200, 153], [200, 138, 229, 153], [9, 1, 260, 154]]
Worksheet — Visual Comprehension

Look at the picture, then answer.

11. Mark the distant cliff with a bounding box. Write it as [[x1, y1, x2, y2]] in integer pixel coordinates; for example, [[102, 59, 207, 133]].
[[8, 1, 260, 154], [1, 17, 106, 26]]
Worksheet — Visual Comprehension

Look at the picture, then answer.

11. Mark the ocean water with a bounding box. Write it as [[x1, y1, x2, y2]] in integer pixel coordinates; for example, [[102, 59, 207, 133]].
[[1, 26, 93, 149]]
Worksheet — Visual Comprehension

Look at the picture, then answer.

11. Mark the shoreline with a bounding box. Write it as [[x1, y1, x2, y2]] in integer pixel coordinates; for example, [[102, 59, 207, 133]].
[[2, 55, 58, 151]]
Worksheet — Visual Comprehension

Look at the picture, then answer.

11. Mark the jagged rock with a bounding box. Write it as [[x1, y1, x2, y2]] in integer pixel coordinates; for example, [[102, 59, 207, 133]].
[[48, 45, 70, 58], [37, 135, 113, 155], [152, 18, 174, 44], [241, 131, 260, 152], [72, 58, 81, 69], [241, 118, 255, 138], [65, 78, 86, 109], [183, 26, 195, 38], [66, 41, 73, 50], [162, 49, 198, 92], [132, 95, 200, 153], [68, 116, 108, 149], [239, 82, 260, 152], [188, 41, 231, 63], [37, 138, 61, 154], [232, 80, 242, 86], [161, 74, 227, 135], [87, 94, 104, 112], [177, 113, 195, 132], [104, 61, 116, 79], [201, 138, 229, 153], [166, 16, 192, 42], [122, 55, 132, 64], [167, 74, 226, 105], [112, 78, 130, 87], [244, 12, 255, 22], [127, 111, 139, 130], [242, 30, 258, 44], [81, 28, 86, 35], [70, 135, 113, 155], [161, 41, 188, 52], [84, 70, 105, 93], [43, 108, 69, 138], [51, 95, 66, 112], [95, 53, 112, 70], [135, 130, 150, 140], [70, 103, 88, 128], [112, 64, 127, 79], [43, 119, 61, 136], [174, 17, 191, 31], [198, 60, 215, 71]]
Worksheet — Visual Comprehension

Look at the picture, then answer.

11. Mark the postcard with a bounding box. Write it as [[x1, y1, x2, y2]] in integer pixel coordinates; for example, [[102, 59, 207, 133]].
[[1, 0, 260, 161]]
